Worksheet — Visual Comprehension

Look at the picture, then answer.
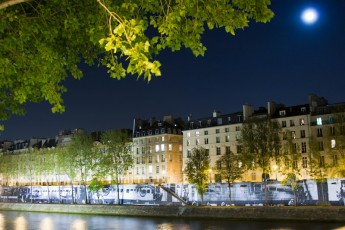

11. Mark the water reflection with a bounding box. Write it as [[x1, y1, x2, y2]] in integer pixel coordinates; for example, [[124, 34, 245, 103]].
[[0, 213, 5, 229], [70, 219, 87, 230], [39, 217, 53, 230], [0, 210, 345, 230], [14, 216, 27, 230]]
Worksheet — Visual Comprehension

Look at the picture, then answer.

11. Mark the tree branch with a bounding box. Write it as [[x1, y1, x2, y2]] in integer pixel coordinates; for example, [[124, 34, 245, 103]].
[[0, 0, 30, 10]]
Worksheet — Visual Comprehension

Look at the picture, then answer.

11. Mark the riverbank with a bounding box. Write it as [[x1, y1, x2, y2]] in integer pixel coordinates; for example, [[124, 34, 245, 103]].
[[1, 203, 345, 222]]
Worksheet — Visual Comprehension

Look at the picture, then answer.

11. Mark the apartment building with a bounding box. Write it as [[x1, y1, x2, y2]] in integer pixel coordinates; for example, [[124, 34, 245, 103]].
[[131, 115, 185, 184], [183, 110, 244, 183], [183, 95, 345, 183]]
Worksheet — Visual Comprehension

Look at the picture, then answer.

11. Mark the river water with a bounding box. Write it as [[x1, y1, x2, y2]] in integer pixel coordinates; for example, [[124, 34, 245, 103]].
[[0, 210, 344, 230]]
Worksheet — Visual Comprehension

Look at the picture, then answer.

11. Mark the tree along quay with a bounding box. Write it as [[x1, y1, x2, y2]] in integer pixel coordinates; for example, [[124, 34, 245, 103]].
[[1, 203, 345, 222]]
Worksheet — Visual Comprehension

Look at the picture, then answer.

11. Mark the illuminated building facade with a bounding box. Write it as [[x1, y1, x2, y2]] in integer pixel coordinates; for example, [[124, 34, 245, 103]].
[[130, 115, 185, 184]]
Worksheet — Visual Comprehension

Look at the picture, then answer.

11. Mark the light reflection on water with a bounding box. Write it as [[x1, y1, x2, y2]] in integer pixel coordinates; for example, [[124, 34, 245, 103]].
[[14, 216, 27, 230], [39, 217, 53, 230], [0, 210, 344, 230], [0, 214, 5, 229]]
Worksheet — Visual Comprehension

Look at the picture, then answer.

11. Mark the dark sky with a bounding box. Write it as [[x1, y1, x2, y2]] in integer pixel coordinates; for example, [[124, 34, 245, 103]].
[[1, 0, 345, 140]]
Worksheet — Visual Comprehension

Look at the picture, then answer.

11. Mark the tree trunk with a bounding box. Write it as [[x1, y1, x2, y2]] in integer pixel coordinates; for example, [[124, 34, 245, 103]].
[[228, 181, 232, 205], [56, 175, 61, 204], [70, 181, 75, 204], [294, 189, 297, 206], [116, 174, 120, 205], [46, 179, 50, 203], [264, 175, 268, 206]]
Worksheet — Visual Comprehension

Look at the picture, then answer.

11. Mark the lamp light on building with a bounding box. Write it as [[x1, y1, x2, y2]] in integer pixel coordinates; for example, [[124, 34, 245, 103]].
[[208, 169, 212, 184], [273, 165, 278, 181]]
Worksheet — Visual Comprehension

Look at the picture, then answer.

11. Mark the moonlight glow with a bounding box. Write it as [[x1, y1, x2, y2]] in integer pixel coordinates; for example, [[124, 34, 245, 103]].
[[301, 8, 319, 24]]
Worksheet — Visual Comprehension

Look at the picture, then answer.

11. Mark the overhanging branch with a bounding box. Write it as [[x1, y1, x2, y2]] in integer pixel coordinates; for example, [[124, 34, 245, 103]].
[[0, 0, 30, 10]]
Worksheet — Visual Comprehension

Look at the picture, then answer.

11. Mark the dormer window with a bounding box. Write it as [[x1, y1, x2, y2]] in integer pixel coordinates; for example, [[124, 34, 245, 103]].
[[279, 110, 286, 116], [301, 107, 306, 113]]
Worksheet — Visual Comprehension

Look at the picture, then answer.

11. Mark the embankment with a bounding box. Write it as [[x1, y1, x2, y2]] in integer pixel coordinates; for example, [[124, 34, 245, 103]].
[[0, 203, 345, 222]]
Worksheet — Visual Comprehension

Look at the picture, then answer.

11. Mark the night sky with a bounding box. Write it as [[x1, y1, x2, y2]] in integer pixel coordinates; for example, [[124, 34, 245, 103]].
[[1, 0, 345, 140]]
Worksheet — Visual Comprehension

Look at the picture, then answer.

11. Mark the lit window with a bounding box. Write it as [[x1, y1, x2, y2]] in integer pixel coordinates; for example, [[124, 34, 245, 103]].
[[331, 139, 336, 148], [300, 118, 305, 125], [168, 144, 172, 151], [196, 131, 200, 136], [187, 132, 191, 137], [162, 136, 165, 141], [149, 165, 152, 173], [179, 145, 182, 151], [155, 145, 160, 152], [225, 135, 230, 142], [317, 117, 322, 125], [161, 144, 165, 151], [279, 110, 286, 116]]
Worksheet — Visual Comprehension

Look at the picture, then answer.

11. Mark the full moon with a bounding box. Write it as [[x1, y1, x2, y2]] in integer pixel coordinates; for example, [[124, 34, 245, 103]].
[[301, 8, 319, 24]]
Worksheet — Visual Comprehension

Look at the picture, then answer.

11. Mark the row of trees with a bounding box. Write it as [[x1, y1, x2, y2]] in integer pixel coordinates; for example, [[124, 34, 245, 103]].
[[185, 114, 345, 205], [0, 130, 133, 204]]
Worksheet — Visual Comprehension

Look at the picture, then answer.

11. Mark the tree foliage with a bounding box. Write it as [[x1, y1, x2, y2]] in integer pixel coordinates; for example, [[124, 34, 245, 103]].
[[240, 117, 281, 176], [65, 131, 94, 203], [215, 151, 244, 204], [279, 130, 301, 206], [184, 147, 210, 203], [239, 116, 281, 205], [99, 130, 133, 204], [0, 0, 274, 128]]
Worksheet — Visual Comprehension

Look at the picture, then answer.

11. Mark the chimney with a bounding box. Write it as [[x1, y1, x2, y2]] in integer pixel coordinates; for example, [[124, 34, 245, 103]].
[[243, 104, 254, 121], [213, 110, 220, 118]]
